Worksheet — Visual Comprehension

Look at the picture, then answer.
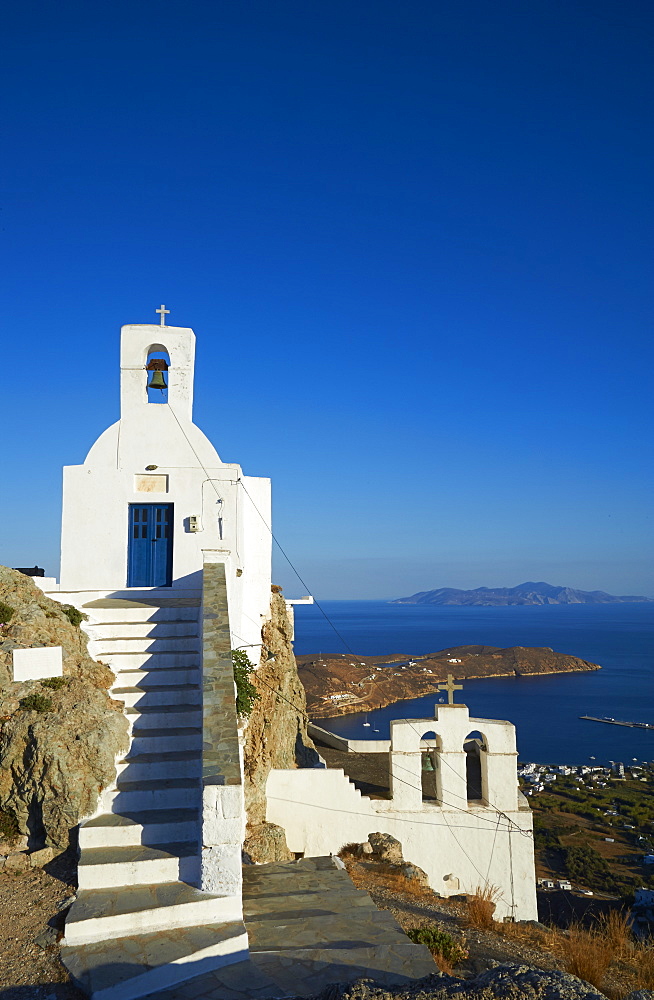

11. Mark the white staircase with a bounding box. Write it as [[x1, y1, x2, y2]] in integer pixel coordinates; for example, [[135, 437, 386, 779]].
[[61, 599, 248, 1000]]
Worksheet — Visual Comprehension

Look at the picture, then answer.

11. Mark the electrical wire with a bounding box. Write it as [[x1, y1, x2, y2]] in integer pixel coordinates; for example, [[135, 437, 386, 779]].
[[167, 400, 354, 655], [235, 477, 357, 655]]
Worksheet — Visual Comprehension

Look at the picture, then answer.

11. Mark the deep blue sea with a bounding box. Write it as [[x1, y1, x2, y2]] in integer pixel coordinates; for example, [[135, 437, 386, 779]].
[[292, 601, 654, 767]]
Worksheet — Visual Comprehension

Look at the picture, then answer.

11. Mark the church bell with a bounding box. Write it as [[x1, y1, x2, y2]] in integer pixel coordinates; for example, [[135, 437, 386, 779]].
[[146, 357, 169, 392], [147, 370, 167, 391]]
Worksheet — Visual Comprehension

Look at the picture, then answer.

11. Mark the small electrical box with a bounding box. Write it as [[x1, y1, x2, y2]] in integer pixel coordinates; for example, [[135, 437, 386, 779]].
[[188, 515, 201, 533]]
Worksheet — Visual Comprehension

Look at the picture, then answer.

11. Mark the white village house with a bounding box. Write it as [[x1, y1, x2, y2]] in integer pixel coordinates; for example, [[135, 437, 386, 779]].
[[19, 311, 536, 998]]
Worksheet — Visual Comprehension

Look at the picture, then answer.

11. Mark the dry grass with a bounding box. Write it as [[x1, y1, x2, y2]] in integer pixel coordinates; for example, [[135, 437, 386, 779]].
[[632, 942, 654, 989], [352, 860, 440, 903], [561, 923, 615, 989], [465, 885, 500, 930], [337, 842, 361, 859], [496, 918, 555, 950], [596, 909, 632, 960], [432, 953, 454, 975]]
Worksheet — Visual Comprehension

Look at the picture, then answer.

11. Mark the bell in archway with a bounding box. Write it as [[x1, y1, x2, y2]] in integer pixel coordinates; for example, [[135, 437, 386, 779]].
[[147, 370, 167, 392], [422, 754, 434, 772]]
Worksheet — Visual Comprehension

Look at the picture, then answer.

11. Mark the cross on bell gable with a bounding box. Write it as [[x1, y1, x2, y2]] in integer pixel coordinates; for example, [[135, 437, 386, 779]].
[[156, 304, 170, 326], [437, 673, 463, 705]]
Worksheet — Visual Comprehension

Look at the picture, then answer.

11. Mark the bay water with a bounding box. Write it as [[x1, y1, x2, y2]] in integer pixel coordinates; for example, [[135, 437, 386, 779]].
[[292, 601, 654, 766]]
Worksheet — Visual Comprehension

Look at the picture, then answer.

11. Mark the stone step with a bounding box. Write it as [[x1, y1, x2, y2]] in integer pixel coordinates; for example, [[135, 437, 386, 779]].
[[116, 751, 202, 782], [86, 605, 199, 624], [80, 809, 200, 850], [90, 636, 200, 654], [85, 622, 200, 641], [247, 907, 414, 951], [113, 685, 201, 709], [129, 727, 202, 755], [97, 652, 201, 670], [243, 886, 378, 921], [251, 944, 436, 991], [61, 919, 248, 1000], [78, 842, 197, 890], [65, 881, 241, 946], [115, 667, 200, 687], [103, 778, 201, 813], [127, 705, 202, 730]]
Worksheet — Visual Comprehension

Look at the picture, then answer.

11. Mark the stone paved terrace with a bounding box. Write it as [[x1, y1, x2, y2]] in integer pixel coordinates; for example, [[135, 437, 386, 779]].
[[142, 857, 436, 999]]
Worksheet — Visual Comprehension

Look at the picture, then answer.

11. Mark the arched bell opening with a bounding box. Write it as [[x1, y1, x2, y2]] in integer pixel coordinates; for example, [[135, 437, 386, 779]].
[[145, 346, 170, 404], [464, 730, 486, 801], [420, 730, 439, 802]]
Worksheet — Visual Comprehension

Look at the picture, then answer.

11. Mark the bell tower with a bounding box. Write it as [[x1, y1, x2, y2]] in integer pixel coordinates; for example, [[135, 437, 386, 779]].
[[120, 313, 195, 422]]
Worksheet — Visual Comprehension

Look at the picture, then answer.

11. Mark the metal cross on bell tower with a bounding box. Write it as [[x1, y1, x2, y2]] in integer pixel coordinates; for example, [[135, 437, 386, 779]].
[[156, 304, 170, 326], [437, 673, 463, 705]]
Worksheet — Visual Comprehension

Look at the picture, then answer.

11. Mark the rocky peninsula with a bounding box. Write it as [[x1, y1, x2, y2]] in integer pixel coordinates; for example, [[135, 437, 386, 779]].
[[297, 644, 601, 717]]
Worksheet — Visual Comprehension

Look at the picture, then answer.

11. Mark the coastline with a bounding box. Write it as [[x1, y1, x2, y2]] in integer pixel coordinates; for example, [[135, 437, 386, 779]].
[[297, 644, 601, 718]]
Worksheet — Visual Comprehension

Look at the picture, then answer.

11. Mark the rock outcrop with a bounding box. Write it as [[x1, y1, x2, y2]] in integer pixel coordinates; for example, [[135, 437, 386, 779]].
[[311, 964, 626, 1000], [242, 587, 319, 859], [0, 567, 129, 850]]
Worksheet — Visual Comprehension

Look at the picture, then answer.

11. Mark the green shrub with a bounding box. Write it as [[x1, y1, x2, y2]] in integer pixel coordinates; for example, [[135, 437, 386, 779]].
[[534, 824, 561, 850], [231, 649, 259, 718], [60, 604, 87, 627], [0, 601, 14, 625], [41, 676, 69, 691], [0, 809, 20, 844], [19, 693, 53, 713], [565, 845, 618, 892], [407, 926, 468, 965]]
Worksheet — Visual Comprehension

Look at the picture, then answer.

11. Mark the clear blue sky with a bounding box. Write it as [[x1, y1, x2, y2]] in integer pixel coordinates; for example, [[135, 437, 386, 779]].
[[2, 1, 653, 598]]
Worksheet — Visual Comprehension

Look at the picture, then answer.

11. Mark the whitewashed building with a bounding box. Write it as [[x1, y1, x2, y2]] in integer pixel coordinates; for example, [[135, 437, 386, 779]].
[[57, 316, 271, 653], [273, 702, 538, 922]]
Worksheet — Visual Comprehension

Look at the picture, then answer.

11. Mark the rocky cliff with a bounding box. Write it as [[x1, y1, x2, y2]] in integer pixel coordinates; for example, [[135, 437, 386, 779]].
[[242, 587, 318, 861], [0, 567, 129, 851]]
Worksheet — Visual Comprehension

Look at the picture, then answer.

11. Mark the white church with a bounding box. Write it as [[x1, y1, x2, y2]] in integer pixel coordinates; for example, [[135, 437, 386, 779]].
[[26, 311, 536, 999]]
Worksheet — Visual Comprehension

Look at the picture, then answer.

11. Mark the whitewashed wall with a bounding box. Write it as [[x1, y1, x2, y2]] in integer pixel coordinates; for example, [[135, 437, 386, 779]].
[[267, 706, 538, 922]]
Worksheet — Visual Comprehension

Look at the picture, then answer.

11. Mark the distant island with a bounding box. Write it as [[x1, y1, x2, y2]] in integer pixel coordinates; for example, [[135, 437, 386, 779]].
[[390, 581, 653, 606], [298, 645, 601, 718]]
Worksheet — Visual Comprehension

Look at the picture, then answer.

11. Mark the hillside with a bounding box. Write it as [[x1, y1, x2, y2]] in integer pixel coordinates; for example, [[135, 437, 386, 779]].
[[391, 582, 653, 606], [298, 644, 600, 717]]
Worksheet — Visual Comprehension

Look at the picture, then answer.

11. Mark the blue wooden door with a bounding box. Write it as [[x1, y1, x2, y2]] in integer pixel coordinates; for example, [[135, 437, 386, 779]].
[[127, 504, 173, 587]]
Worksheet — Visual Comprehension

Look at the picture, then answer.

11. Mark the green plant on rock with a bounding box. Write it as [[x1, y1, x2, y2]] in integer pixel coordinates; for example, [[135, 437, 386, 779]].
[[231, 649, 259, 718], [19, 693, 53, 713], [60, 604, 87, 627], [0, 809, 20, 844], [0, 601, 15, 625], [407, 926, 468, 965], [41, 676, 69, 691]]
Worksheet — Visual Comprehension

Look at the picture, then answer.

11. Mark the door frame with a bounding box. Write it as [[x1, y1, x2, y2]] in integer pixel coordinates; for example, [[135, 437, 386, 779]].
[[127, 503, 174, 587]]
